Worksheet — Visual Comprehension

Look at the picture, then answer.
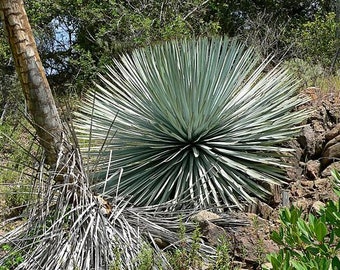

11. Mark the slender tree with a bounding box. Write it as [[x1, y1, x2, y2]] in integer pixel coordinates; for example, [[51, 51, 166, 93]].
[[0, 0, 66, 166]]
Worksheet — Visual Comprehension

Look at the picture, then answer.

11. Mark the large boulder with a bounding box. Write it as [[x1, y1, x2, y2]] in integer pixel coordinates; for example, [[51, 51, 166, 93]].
[[322, 134, 340, 168]]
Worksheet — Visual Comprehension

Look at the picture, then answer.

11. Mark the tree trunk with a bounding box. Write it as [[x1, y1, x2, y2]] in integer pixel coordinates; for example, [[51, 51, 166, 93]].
[[0, 0, 65, 166]]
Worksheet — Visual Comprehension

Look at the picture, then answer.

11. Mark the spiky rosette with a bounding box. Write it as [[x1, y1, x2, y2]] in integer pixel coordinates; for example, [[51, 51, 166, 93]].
[[76, 37, 309, 208]]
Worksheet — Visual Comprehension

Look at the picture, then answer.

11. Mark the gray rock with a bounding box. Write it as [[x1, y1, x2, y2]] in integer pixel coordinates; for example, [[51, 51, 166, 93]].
[[325, 123, 340, 141], [191, 210, 220, 222], [321, 161, 340, 177], [199, 220, 227, 246], [322, 134, 340, 167], [298, 124, 316, 158], [315, 134, 326, 157], [258, 201, 273, 220]]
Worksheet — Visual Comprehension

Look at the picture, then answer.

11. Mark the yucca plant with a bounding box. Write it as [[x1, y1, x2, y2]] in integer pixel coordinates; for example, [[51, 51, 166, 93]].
[[76, 36, 310, 209]]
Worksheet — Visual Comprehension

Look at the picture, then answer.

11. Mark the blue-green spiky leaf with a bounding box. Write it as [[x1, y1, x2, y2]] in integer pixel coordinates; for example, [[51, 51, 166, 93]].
[[76, 37, 310, 208]]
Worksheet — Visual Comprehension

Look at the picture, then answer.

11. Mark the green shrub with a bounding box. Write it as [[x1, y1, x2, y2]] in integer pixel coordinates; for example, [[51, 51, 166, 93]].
[[166, 219, 203, 270], [267, 170, 340, 270], [215, 236, 232, 270], [290, 12, 338, 70], [137, 246, 154, 270]]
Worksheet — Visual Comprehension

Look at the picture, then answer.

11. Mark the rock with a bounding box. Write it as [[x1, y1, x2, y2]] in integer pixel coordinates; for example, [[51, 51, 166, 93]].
[[321, 161, 340, 177], [270, 184, 282, 205], [312, 120, 326, 134], [322, 101, 340, 124], [282, 140, 303, 182], [258, 202, 273, 220], [191, 210, 220, 222], [325, 123, 340, 141], [300, 180, 314, 188], [247, 198, 259, 214], [314, 178, 330, 188], [285, 140, 303, 161], [290, 181, 314, 198], [314, 104, 327, 121], [154, 237, 169, 249], [298, 125, 316, 158], [282, 191, 290, 207], [286, 166, 303, 182], [324, 134, 340, 150], [199, 220, 227, 246], [232, 219, 279, 266], [302, 87, 321, 104], [314, 134, 326, 157], [305, 160, 320, 179], [191, 210, 227, 247], [322, 135, 340, 167]]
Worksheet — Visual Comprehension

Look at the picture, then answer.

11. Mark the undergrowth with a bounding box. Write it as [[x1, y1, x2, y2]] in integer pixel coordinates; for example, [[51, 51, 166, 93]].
[[266, 170, 340, 270]]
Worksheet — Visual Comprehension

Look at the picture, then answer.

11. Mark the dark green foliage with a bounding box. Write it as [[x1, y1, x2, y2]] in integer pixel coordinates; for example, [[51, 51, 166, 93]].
[[20, 0, 219, 94], [0, 0, 336, 98], [207, 0, 333, 37], [290, 12, 338, 69]]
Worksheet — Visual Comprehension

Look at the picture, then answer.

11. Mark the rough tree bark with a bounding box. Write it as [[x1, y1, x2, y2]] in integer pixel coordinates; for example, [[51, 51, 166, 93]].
[[0, 0, 66, 166]]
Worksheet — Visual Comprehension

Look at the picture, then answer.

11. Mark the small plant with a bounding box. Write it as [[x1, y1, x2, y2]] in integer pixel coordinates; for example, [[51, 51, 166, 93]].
[[267, 170, 340, 270], [0, 244, 24, 270], [251, 215, 267, 267], [109, 246, 122, 270], [255, 237, 266, 267], [136, 244, 155, 270], [215, 237, 232, 270], [188, 226, 203, 269], [283, 58, 325, 87], [167, 220, 204, 270], [252, 215, 260, 229], [1, 173, 32, 217]]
